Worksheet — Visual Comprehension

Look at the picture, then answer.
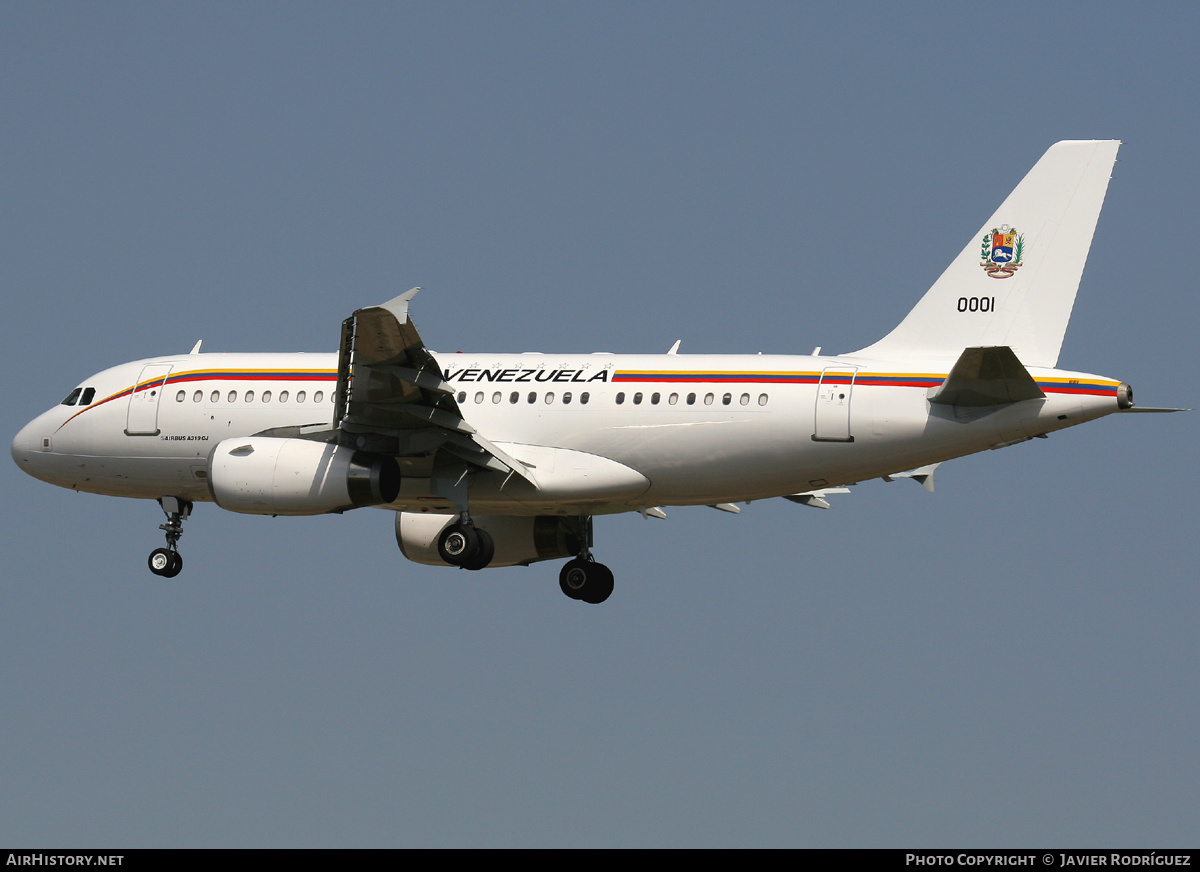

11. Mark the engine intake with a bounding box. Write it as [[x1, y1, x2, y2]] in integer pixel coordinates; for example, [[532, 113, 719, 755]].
[[208, 437, 400, 515]]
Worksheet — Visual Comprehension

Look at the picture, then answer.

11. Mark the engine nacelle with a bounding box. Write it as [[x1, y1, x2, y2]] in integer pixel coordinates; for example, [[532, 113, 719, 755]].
[[208, 437, 400, 515], [396, 512, 583, 567]]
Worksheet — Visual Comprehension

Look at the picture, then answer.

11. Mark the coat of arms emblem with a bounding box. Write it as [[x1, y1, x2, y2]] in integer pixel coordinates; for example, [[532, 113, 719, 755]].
[[980, 225, 1024, 278]]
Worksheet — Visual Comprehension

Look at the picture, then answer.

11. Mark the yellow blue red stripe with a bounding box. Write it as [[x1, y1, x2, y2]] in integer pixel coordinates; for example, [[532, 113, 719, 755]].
[[57, 368, 340, 429], [613, 369, 1119, 396], [58, 366, 1119, 433]]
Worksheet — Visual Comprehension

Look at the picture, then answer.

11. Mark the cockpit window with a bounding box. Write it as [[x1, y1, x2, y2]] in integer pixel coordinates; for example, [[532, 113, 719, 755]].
[[61, 388, 82, 406], [80, 387, 95, 405]]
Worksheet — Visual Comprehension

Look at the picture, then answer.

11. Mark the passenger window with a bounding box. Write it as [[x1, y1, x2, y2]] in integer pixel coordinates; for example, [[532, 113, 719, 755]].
[[61, 388, 82, 406], [492, 392, 502, 404], [509, 392, 519, 404], [280, 390, 289, 403], [245, 390, 255, 403], [80, 388, 95, 405], [211, 391, 220, 403], [297, 391, 306, 403], [687, 393, 696, 405], [758, 394, 768, 406], [314, 391, 324, 403], [193, 390, 202, 403], [704, 393, 714, 405], [262, 391, 272, 403], [176, 390, 186, 402], [651, 392, 660, 405], [669, 393, 678, 405], [457, 391, 466, 403], [474, 391, 484, 404], [527, 392, 537, 404], [562, 392, 572, 405], [616, 392, 625, 405], [544, 393, 553, 404], [723, 393, 732, 405], [228, 391, 237, 403], [740, 393, 750, 405], [580, 392, 590, 405], [633, 392, 643, 405]]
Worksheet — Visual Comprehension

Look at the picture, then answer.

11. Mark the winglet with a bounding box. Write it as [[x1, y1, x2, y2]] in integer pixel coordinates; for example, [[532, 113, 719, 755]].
[[376, 287, 422, 324]]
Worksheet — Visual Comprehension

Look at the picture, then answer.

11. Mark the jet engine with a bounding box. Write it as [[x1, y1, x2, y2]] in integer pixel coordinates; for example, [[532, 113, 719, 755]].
[[396, 512, 583, 567], [207, 437, 400, 515]]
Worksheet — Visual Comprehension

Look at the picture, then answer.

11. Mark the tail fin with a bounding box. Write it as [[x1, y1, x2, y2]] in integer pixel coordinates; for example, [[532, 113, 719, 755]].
[[850, 140, 1120, 367]]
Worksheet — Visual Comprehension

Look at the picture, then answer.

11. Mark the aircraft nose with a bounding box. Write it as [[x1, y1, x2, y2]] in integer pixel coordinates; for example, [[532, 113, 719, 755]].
[[12, 419, 39, 469], [12, 414, 53, 480]]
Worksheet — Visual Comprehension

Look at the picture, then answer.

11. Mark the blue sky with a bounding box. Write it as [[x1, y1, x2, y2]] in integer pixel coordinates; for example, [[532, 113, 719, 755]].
[[2, 2, 1197, 847]]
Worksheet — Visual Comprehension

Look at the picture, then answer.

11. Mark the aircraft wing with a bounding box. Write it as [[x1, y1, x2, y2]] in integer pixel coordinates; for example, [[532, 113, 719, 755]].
[[332, 289, 536, 483]]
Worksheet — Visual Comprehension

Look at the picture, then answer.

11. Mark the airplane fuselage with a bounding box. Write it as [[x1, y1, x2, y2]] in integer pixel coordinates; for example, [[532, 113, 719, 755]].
[[13, 350, 1124, 515]]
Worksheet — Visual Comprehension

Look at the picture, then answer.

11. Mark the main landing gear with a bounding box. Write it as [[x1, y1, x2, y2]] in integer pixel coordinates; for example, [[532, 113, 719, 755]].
[[436, 513, 616, 603], [148, 497, 192, 578], [437, 519, 495, 571], [559, 554, 614, 604]]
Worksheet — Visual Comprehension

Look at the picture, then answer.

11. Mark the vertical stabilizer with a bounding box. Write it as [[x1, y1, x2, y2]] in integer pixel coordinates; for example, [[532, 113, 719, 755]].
[[850, 140, 1120, 367]]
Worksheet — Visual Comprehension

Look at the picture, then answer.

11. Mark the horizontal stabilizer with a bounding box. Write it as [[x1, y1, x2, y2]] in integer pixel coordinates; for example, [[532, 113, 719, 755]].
[[927, 346, 1044, 407], [1118, 406, 1189, 413]]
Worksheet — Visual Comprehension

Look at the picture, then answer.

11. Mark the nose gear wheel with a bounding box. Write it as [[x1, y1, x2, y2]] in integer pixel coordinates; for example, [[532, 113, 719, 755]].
[[148, 497, 192, 578]]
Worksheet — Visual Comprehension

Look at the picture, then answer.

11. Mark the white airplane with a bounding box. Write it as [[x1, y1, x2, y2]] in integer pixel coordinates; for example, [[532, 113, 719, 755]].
[[11, 140, 1182, 604]]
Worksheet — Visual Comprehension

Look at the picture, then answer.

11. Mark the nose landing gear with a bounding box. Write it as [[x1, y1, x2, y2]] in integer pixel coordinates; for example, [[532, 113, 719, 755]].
[[148, 547, 182, 577], [148, 497, 191, 578]]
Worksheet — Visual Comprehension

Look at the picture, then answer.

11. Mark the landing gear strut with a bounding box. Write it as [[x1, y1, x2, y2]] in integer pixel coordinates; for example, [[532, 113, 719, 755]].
[[437, 519, 495, 571], [559, 554, 614, 604], [148, 497, 191, 578]]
